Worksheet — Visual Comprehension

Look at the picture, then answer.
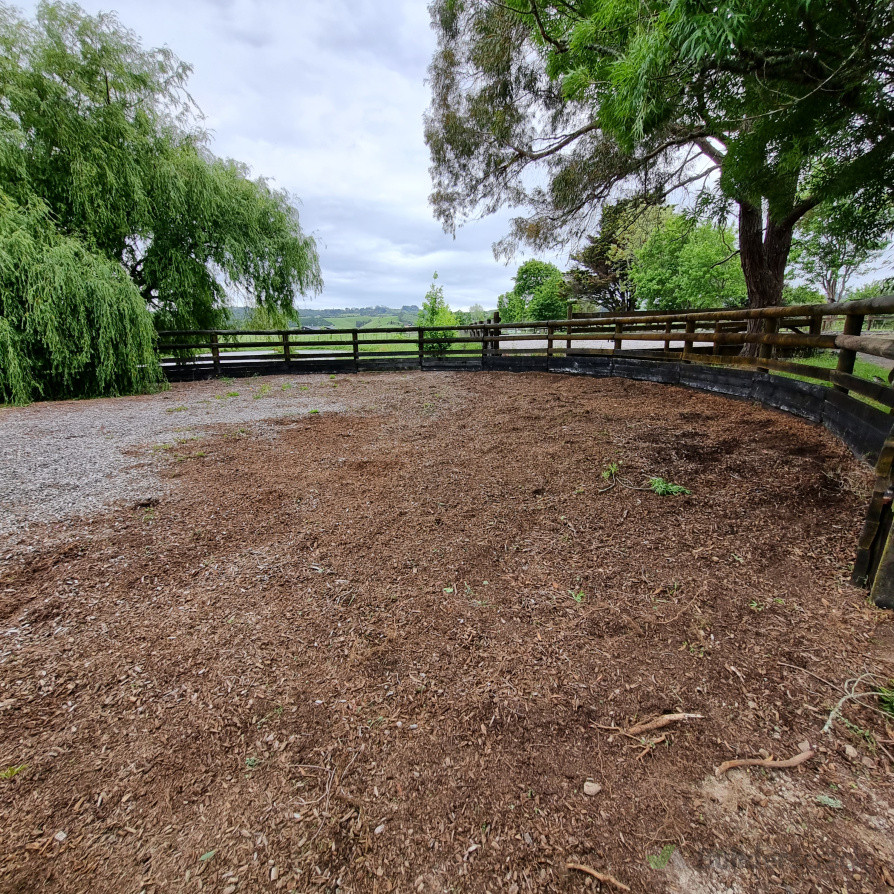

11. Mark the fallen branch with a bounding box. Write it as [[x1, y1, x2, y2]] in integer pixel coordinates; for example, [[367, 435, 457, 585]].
[[822, 674, 887, 734], [715, 749, 815, 777], [566, 863, 631, 891], [626, 713, 704, 736]]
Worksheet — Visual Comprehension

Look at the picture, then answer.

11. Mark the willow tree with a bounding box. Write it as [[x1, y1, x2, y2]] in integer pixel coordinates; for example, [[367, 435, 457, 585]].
[[426, 0, 894, 336], [0, 194, 160, 404], [0, 1, 321, 402]]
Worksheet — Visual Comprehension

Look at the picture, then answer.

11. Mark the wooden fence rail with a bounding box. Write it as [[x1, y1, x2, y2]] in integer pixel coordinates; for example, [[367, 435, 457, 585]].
[[158, 295, 894, 406]]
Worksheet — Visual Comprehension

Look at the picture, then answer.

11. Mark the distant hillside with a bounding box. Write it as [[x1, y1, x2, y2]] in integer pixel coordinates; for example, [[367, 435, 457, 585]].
[[228, 305, 420, 329]]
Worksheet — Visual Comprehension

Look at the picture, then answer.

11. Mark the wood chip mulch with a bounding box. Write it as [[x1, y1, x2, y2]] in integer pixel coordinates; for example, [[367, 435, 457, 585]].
[[2, 371, 893, 894]]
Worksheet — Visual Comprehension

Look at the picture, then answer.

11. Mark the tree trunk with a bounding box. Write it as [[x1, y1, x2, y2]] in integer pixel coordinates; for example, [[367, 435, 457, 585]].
[[738, 201, 793, 357]]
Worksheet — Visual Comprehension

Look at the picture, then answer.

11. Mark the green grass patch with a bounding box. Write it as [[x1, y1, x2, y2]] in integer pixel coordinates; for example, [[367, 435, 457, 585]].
[[775, 351, 891, 411], [786, 350, 890, 382], [878, 680, 894, 718]]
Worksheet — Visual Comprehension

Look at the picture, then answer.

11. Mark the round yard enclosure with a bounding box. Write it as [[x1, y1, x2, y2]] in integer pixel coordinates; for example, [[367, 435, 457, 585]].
[[1, 371, 893, 894]]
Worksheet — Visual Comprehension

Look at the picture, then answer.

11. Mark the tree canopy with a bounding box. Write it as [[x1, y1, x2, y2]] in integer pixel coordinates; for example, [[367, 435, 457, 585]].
[[0, 1, 321, 402], [631, 211, 748, 311], [566, 200, 667, 312], [788, 200, 894, 303], [497, 259, 565, 322], [0, 191, 159, 404], [417, 272, 457, 355], [426, 0, 894, 322]]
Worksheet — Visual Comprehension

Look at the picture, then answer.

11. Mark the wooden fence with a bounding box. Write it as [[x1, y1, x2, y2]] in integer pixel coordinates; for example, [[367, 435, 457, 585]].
[[158, 294, 894, 609], [159, 295, 894, 406]]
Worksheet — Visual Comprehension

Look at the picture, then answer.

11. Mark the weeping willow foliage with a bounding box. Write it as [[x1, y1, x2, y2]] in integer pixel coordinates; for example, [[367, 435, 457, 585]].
[[0, 192, 160, 404], [141, 148, 321, 331], [0, 1, 321, 402]]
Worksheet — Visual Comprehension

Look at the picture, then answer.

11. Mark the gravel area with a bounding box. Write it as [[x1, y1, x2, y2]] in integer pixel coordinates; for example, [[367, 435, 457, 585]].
[[0, 374, 355, 540]]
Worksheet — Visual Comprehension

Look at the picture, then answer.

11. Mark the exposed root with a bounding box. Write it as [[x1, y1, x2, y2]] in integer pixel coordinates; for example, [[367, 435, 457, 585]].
[[715, 749, 815, 777], [566, 863, 631, 891], [626, 712, 704, 736]]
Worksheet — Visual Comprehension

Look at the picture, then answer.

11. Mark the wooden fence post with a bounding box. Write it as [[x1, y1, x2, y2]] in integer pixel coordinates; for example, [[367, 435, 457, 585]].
[[352, 330, 359, 371], [210, 332, 221, 375], [757, 318, 778, 372], [869, 512, 894, 609], [613, 321, 623, 353], [809, 315, 821, 339], [417, 328, 425, 369], [282, 331, 291, 365], [547, 324, 555, 362], [682, 320, 695, 362], [834, 311, 865, 394], [712, 322, 722, 356], [664, 321, 672, 354], [492, 311, 501, 358], [853, 424, 894, 607]]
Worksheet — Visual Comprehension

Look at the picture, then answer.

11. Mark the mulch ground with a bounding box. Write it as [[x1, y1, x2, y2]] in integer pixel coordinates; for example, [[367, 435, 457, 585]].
[[1, 371, 893, 894]]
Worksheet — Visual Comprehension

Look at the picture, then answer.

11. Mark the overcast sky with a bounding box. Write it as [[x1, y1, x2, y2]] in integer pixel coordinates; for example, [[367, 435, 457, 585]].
[[23, 0, 551, 311]]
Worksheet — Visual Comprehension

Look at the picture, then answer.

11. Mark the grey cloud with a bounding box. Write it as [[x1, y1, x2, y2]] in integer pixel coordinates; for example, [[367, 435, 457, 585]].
[[20, 0, 564, 311], [226, 26, 275, 50], [301, 195, 517, 310]]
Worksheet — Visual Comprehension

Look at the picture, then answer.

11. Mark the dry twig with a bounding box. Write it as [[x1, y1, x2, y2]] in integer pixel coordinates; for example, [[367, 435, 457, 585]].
[[636, 732, 667, 759], [626, 712, 703, 736], [715, 749, 815, 777], [566, 862, 631, 891]]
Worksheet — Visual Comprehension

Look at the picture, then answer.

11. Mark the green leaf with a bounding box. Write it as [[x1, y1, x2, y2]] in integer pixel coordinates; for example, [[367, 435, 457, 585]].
[[647, 844, 676, 869], [649, 477, 691, 496]]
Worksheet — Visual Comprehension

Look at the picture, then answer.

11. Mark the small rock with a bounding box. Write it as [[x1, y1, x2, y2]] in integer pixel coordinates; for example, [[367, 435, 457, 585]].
[[374, 823, 385, 835], [584, 780, 602, 796], [54, 831, 68, 843], [844, 744, 859, 760], [862, 756, 876, 769], [797, 740, 811, 753], [270, 867, 278, 881], [523, 832, 533, 846]]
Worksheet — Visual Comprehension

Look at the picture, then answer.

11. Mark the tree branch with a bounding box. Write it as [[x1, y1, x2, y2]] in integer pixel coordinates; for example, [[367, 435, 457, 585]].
[[526, 0, 568, 53], [507, 122, 600, 161], [709, 249, 740, 269]]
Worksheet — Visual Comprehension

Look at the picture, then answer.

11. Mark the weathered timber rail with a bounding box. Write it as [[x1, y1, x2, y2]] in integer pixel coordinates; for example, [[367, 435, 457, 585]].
[[159, 295, 894, 608]]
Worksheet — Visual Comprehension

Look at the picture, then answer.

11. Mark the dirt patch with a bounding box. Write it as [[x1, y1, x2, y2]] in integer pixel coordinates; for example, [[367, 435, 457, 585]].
[[1, 371, 893, 894]]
